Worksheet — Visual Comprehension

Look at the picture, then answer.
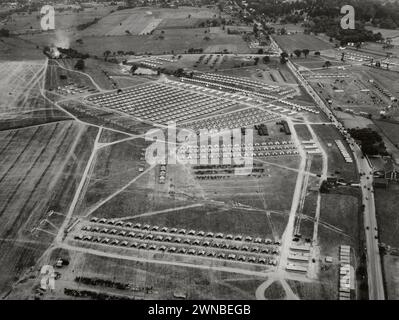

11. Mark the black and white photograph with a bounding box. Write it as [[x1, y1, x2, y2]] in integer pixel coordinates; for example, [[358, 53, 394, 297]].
[[0, 0, 398, 305]]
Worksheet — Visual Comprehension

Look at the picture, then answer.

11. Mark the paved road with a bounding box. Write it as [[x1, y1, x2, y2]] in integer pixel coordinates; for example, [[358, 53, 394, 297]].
[[351, 142, 385, 300], [271, 36, 386, 299]]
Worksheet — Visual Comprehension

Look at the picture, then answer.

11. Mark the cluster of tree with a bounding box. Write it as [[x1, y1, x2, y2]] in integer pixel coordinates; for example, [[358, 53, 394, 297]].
[[293, 49, 310, 58], [64, 288, 132, 300], [305, 18, 383, 45], [74, 59, 85, 70], [75, 277, 130, 290], [348, 128, 388, 156], [187, 47, 204, 54], [198, 17, 226, 28], [76, 17, 100, 31], [0, 28, 9, 37], [57, 47, 89, 59], [244, 0, 399, 29]]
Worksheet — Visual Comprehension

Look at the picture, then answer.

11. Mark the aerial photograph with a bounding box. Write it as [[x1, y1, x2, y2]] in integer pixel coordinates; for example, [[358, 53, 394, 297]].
[[0, 0, 398, 304]]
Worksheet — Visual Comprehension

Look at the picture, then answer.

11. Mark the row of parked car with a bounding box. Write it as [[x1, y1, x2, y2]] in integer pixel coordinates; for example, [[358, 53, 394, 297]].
[[74, 234, 278, 266], [89, 218, 281, 245]]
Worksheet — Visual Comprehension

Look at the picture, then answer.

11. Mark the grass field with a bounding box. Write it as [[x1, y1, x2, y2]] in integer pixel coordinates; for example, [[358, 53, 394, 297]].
[[375, 183, 399, 247], [263, 281, 286, 299], [383, 254, 399, 300], [7, 251, 265, 299], [294, 124, 312, 141], [3, 6, 116, 33], [75, 138, 151, 216], [274, 34, 333, 53], [73, 29, 251, 56], [318, 188, 361, 258], [0, 122, 99, 296], [287, 279, 336, 300], [80, 7, 220, 36], [312, 124, 358, 182]]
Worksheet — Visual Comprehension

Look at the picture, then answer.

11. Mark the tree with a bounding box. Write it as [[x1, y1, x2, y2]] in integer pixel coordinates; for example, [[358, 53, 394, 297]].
[[257, 48, 264, 54], [130, 65, 138, 74], [74, 59, 85, 70], [302, 49, 309, 58], [262, 56, 270, 64], [280, 52, 289, 64], [293, 49, 302, 58], [323, 61, 332, 69], [253, 23, 258, 35], [0, 28, 10, 37]]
